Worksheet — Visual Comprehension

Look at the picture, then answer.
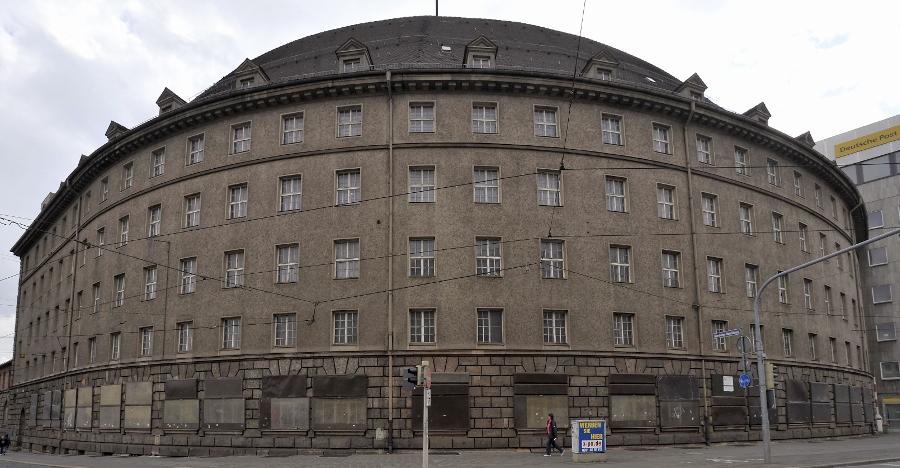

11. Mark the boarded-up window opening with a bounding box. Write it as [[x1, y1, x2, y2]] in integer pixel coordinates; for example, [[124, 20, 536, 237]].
[[163, 379, 199, 431], [412, 373, 470, 432], [202, 377, 244, 432], [260, 375, 309, 431], [98, 384, 121, 430], [311, 374, 367, 432]]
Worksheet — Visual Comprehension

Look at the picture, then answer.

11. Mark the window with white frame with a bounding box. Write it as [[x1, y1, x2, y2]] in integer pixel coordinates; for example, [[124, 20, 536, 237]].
[[342, 57, 361, 72], [475, 237, 502, 277], [840, 292, 848, 319], [749, 325, 764, 350], [336, 169, 361, 205], [605, 176, 627, 212], [147, 205, 161, 237], [868, 209, 884, 228], [476, 308, 502, 344], [224, 250, 245, 288], [227, 184, 248, 219], [88, 337, 96, 363], [819, 233, 827, 258], [696, 135, 712, 164], [772, 212, 784, 243], [470, 55, 492, 68], [666, 316, 685, 349], [282, 113, 304, 144], [869, 246, 888, 266], [177, 321, 192, 352], [662, 250, 680, 288], [540, 239, 565, 279], [803, 278, 813, 310], [814, 184, 822, 208], [613, 313, 634, 346], [187, 134, 204, 165], [739, 203, 754, 235], [408, 166, 436, 203], [824, 285, 832, 314], [180, 257, 197, 294], [808, 333, 818, 360], [100, 177, 109, 201], [829, 337, 837, 362], [409, 309, 436, 344], [712, 320, 727, 351], [96, 228, 105, 257], [279, 176, 302, 212], [707, 257, 723, 293], [601, 114, 623, 145], [239, 77, 254, 89], [782, 329, 793, 356], [150, 148, 166, 177], [335, 239, 360, 279], [409, 238, 435, 277], [333, 310, 358, 344], [140, 327, 153, 357], [122, 162, 134, 190], [734, 147, 749, 175], [873, 284, 893, 304], [113, 274, 125, 307], [799, 223, 809, 252], [118, 216, 129, 245], [92, 282, 101, 313], [274, 313, 297, 347], [835, 243, 843, 269], [184, 194, 201, 228], [830, 196, 838, 219], [793, 171, 803, 197], [337, 105, 362, 137], [609, 245, 631, 283], [876, 322, 897, 342], [533, 107, 558, 137], [473, 167, 500, 203], [222, 317, 241, 349], [409, 102, 435, 133], [232, 122, 251, 153], [766, 158, 780, 185], [543, 310, 567, 344], [144, 266, 157, 300], [472, 103, 498, 134], [596, 67, 612, 80], [777, 273, 789, 303], [276, 244, 299, 283], [881, 361, 900, 380], [537, 170, 561, 206], [652, 123, 671, 154], [110, 333, 120, 360], [657, 184, 676, 220], [701, 193, 718, 227]]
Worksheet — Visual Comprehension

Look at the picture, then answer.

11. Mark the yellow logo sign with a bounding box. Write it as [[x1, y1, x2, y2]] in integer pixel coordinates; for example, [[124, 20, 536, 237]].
[[834, 125, 900, 158]]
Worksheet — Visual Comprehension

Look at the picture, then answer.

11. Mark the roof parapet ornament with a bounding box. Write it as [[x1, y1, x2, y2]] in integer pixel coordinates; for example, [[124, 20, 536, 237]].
[[156, 87, 187, 115], [105, 121, 129, 141], [795, 131, 816, 148], [742, 102, 772, 125], [676, 72, 707, 101]]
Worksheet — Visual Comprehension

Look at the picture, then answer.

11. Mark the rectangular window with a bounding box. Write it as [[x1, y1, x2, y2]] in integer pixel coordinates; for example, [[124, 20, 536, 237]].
[[409, 102, 435, 133], [122, 162, 134, 190], [835, 243, 843, 269], [662, 250, 680, 288], [808, 333, 818, 360], [540, 239, 565, 279], [222, 317, 241, 349], [409, 238, 436, 277], [666, 316, 685, 349], [113, 274, 125, 308], [543, 310, 567, 344], [187, 134, 204, 165], [473, 166, 500, 203], [868, 209, 885, 228], [824, 285, 832, 314], [734, 147, 749, 175], [333, 310, 358, 344], [282, 112, 304, 144], [657, 184, 676, 220], [602, 114, 623, 145], [88, 337, 96, 364], [803, 278, 813, 310], [224, 250, 245, 288], [118, 216, 129, 245], [409, 309, 436, 344], [609, 245, 632, 283], [782, 329, 793, 357], [274, 313, 297, 347], [772, 212, 784, 243], [799, 223, 809, 252], [100, 177, 109, 202], [701, 193, 718, 227], [184, 194, 201, 228], [475, 237, 502, 277], [818, 233, 827, 258], [227, 184, 248, 219], [476, 308, 502, 344], [766, 158, 779, 185], [739, 203, 754, 235], [712, 320, 727, 351], [150, 148, 165, 177], [707, 257, 723, 293], [876, 322, 897, 342], [537, 170, 562, 206], [840, 292, 847, 319], [232, 122, 252, 153], [180, 257, 197, 294], [342, 57, 361, 72], [605, 176, 627, 212], [471, 55, 492, 68], [144, 266, 157, 301], [335, 239, 360, 279], [652, 123, 671, 154], [533, 107, 558, 137], [408, 166, 436, 203], [830, 196, 838, 219], [696, 135, 712, 164], [96, 228, 105, 257], [110, 333, 120, 360], [177, 322, 192, 352], [777, 273, 789, 304], [140, 327, 153, 357], [613, 313, 634, 346], [337, 105, 362, 137], [147, 205, 161, 237], [793, 171, 803, 197], [276, 244, 299, 284], [829, 337, 837, 363], [92, 282, 101, 314], [336, 169, 361, 205], [872, 284, 893, 304], [881, 362, 900, 380], [814, 184, 822, 208], [472, 103, 498, 134], [279, 176, 302, 211], [869, 246, 889, 266]]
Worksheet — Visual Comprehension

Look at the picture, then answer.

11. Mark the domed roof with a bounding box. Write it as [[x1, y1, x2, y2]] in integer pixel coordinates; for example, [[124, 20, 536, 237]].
[[196, 16, 683, 100]]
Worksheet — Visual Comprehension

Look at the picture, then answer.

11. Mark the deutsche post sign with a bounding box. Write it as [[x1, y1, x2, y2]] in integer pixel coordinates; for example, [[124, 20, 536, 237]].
[[834, 125, 900, 158]]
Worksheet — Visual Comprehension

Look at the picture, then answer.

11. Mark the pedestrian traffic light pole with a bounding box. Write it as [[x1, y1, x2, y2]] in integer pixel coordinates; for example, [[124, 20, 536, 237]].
[[753, 226, 900, 464], [405, 361, 432, 468]]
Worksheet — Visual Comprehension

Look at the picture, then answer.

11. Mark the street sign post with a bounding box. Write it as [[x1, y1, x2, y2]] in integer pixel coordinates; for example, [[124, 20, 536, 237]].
[[739, 373, 751, 389], [713, 328, 742, 339]]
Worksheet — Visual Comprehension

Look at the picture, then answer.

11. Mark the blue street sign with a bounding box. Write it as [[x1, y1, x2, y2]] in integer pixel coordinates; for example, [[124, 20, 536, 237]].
[[739, 373, 752, 389]]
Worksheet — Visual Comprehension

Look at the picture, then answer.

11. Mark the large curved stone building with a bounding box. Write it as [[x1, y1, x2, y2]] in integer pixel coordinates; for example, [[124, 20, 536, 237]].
[[5, 16, 875, 456]]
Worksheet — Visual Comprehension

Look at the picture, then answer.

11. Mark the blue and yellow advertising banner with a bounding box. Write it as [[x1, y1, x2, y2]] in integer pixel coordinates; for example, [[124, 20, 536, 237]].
[[571, 419, 607, 453], [835, 125, 900, 158]]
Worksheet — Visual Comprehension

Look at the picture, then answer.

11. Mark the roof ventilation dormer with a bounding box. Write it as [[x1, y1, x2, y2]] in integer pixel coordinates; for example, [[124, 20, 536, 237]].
[[105, 121, 129, 141], [156, 87, 187, 115], [582, 52, 619, 81], [742, 102, 772, 125], [464, 35, 498, 69], [232, 58, 270, 90], [335, 38, 372, 73], [795, 131, 816, 148], [676, 73, 707, 101]]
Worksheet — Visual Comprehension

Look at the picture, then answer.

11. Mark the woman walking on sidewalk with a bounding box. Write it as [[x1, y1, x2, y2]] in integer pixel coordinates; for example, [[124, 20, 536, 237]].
[[544, 413, 564, 457]]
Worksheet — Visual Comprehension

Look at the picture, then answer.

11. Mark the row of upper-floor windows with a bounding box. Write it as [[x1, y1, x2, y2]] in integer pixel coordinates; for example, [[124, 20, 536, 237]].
[[841, 149, 900, 186]]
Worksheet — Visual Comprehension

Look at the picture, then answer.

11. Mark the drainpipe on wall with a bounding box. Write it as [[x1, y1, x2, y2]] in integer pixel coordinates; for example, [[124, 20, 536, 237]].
[[385, 70, 395, 453]]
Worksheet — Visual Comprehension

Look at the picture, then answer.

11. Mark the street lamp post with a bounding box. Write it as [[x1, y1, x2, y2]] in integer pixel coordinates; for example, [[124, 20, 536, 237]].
[[753, 226, 900, 464]]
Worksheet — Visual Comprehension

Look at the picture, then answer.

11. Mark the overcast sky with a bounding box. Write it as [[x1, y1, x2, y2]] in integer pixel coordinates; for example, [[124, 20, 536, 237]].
[[0, 0, 898, 363]]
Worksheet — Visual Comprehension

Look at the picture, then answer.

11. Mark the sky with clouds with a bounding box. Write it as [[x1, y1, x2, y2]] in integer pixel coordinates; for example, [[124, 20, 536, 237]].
[[0, 0, 898, 363]]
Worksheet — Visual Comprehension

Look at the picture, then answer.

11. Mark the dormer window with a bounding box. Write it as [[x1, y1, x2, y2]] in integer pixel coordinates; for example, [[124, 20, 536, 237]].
[[239, 77, 254, 89], [342, 58, 362, 73], [335, 38, 372, 74], [471, 55, 492, 69], [464, 36, 498, 70], [231, 58, 269, 91]]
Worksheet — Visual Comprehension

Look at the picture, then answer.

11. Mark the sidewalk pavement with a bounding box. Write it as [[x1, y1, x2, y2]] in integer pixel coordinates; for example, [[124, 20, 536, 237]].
[[1, 432, 899, 467]]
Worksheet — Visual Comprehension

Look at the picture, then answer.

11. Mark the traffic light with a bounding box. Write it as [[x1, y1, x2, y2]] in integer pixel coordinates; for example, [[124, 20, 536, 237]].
[[764, 362, 777, 388], [404, 364, 423, 389]]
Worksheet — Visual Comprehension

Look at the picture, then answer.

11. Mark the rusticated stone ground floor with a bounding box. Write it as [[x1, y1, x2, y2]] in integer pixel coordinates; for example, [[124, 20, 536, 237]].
[[0, 352, 875, 457]]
